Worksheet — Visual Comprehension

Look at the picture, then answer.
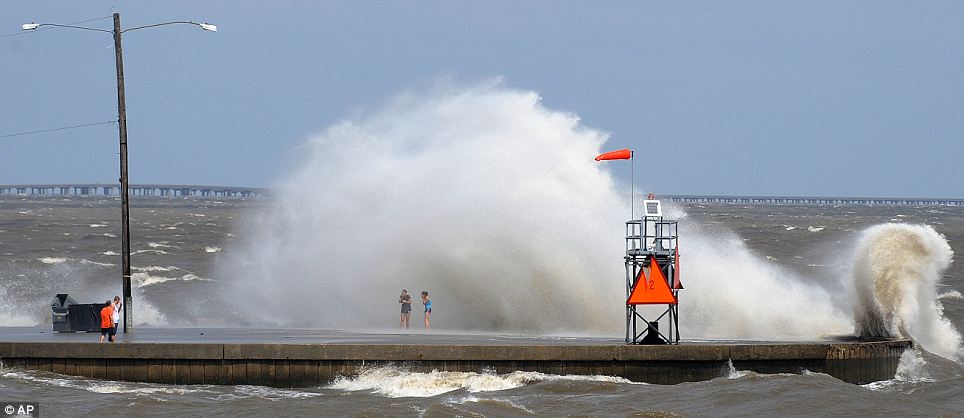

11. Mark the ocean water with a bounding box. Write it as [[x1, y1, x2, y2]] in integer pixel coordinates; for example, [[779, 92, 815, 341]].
[[1, 196, 962, 416]]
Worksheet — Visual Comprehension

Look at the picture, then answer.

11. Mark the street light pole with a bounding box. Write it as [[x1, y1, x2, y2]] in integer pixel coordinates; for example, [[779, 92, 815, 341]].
[[21, 13, 216, 334], [112, 13, 133, 334]]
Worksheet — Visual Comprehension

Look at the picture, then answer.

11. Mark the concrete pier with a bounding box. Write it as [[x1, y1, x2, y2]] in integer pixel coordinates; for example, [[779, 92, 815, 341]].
[[0, 328, 911, 387]]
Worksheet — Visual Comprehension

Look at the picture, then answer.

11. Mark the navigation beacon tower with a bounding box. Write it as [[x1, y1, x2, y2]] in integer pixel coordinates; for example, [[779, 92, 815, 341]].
[[625, 194, 682, 344]]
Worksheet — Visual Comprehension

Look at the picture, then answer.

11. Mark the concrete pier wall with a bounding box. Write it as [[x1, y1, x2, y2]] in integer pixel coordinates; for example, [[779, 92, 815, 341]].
[[0, 340, 911, 386]]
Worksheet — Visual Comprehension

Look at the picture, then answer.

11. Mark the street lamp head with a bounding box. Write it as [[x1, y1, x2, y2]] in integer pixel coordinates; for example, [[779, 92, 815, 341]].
[[22, 23, 40, 30], [198, 23, 217, 32]]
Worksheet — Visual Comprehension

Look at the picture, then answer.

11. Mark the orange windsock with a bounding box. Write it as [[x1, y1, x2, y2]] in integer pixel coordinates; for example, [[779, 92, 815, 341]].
[[594, 149, 632, 161]]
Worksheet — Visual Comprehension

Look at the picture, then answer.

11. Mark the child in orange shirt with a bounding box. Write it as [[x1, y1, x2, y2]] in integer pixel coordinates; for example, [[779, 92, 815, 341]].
[[99, 301, 114, 343]]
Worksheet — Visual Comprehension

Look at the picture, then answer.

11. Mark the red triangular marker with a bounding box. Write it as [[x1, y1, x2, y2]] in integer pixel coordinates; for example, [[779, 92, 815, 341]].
[[628, 268, 648, 304], [672, 245, 684, 290], [628, 259, 678, 305]]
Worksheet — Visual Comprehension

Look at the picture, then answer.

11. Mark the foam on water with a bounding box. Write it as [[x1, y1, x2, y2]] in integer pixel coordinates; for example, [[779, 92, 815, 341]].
[[132, 266, 178, 272], [80, 259, 114, 267], [444, 394, 535, 415], [211, 385, 322, 401], [0, 368, 205, 396], [0, 367, 323, 402], [327, 365, 636, 398], [861, 349, 944, 391], [132, 272, 211, 288], [132, 249, 169, 255], [893, 348, 933, 383], [938, 290, 963, 300], [724, 360, 751, 379]]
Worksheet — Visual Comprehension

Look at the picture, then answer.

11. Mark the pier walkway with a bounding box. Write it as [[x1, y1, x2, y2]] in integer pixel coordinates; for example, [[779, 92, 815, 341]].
[[0, 327, 910, 386]]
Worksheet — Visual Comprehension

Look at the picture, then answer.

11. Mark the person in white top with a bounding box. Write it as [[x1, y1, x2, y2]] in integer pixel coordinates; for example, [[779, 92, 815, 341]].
[[111, 296, 122, 338]]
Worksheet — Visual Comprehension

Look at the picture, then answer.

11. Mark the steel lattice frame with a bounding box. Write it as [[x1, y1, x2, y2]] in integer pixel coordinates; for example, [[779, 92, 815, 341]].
[[625, 217, 680, 344]]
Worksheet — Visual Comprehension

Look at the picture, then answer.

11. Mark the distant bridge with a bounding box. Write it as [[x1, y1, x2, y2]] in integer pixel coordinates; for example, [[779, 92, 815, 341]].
[[0, 185, 960, 205], [0, 184, 267, 198], [662, 194, 963, 206]]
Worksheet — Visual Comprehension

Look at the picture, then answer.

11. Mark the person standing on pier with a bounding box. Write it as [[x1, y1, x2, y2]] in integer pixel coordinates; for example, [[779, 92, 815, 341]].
[[421, 291, 432, 329], [112, 296, 122, 340], [399, 289, 412, 329], [99, 301, 114, 343]]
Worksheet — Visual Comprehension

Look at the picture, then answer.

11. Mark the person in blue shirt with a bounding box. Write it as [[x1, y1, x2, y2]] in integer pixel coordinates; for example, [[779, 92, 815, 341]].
[[421, 291, 432, 330]]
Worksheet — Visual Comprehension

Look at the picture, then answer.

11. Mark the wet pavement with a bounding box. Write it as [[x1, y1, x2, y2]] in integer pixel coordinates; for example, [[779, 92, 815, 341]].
[[0, 326, 854, 345]]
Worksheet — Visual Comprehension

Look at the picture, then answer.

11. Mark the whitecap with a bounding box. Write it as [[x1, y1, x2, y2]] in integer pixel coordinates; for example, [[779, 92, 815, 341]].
[[938, 290, 962, 300], [444, 394, 534, 414], [133, 249, 169, 255], [38, 257, 66, 264], [207, 385, 321, 401], [179, 273, 210, 282], [807, 226, 825, 232], [89, 224, 107, 228], [0, 369, 208, 396], [132, 274, 178, 287], [725, 359, 751, 379], [133, 273, 211, 287], [327, 366, 636, 398], [132, 266, 177, 272], [205, 246, 221, 253], [101, 251, 120, 256], [863, 349, 934, 391]]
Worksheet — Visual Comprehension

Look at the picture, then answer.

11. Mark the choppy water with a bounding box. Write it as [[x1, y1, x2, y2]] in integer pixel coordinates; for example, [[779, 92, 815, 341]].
[[1, 196, 962, 416]]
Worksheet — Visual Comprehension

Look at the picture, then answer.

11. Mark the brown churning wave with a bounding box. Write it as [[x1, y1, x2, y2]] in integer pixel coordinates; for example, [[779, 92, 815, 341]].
[[851, 223, 960, 360]]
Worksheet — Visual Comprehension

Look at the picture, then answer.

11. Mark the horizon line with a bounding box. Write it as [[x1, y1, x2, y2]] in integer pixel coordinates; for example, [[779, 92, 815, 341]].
[[0, 183, 961, 202]]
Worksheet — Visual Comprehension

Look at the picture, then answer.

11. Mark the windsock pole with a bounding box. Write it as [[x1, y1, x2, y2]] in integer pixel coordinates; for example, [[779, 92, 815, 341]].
[[630, 151, 635, 220], [594, 148, 635, 219]]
